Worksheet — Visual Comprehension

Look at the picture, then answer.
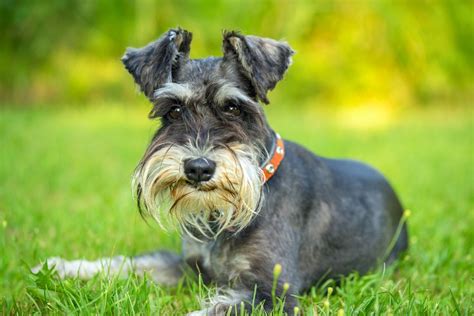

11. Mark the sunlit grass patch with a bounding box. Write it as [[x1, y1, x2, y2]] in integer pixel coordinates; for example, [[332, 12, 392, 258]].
[[1, 104, 472, 314]]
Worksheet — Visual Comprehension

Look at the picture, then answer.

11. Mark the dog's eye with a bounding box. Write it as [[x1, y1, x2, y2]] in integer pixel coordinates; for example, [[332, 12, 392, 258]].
[[223, 102, 241, 116], [167, 106, 182, 120]]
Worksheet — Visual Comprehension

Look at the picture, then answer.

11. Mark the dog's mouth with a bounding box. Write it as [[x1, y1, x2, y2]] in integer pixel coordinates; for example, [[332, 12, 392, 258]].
[[184, 180, 217, 192]]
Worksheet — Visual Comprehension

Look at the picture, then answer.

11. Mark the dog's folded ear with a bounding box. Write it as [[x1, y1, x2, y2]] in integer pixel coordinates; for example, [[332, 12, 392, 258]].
[[222, 31, 294, 104], [122, 28, 192, 100]]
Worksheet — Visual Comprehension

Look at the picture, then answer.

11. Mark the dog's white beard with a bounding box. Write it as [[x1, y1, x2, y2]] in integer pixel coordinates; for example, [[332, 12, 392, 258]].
[[132, 143, 264, 239]]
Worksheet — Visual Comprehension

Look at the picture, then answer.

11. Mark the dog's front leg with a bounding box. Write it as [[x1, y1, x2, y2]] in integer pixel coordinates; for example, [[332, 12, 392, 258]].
[[31, 250, 184, 286], [189, 283, 298, 315], [187, 288, 252, 316], [189, 266, 299, 315]]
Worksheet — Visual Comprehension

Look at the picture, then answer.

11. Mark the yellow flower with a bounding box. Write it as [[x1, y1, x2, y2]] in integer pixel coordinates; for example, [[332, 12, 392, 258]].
[[327, 287, 333, 296], [293, 306, 300, 315], [404, 209, 412, 218], [323, 299, 330, 308], [273, 263, 282, 278], [337, 309, 345, 316], [283, 282, 290, 291]]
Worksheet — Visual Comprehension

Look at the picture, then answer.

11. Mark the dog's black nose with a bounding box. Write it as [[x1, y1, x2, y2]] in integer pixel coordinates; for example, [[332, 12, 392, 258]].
[[184, 158, 216, 183]]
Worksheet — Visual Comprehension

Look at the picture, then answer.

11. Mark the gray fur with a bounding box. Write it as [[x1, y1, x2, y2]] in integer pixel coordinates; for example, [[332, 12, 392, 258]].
[[222, 31, 295, 104], [122, 28, 192, 100]]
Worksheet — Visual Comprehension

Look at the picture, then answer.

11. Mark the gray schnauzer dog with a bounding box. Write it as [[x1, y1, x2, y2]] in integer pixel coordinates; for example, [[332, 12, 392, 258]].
[[33, 28, 408, 315]]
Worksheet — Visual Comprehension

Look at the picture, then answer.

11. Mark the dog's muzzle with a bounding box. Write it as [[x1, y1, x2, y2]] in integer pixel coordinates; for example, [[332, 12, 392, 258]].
[[133, 143, 264, 239], [133, 133, 284, 239]]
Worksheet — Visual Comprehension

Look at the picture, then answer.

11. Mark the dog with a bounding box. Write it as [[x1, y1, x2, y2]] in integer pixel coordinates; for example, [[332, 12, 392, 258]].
[[33, 28, 408, 315]]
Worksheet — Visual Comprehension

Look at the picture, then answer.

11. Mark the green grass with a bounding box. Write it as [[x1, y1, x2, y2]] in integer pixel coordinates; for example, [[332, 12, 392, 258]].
[[1, 104, 472, 314]]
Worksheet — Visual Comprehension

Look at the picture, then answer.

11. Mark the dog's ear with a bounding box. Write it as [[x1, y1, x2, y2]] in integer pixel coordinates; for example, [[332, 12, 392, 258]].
[[222, 31, 294, 104], [122, 28, 192, 100]]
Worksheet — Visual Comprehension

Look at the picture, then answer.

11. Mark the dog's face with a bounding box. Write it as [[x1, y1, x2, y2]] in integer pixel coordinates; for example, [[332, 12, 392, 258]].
[[122, 29, 293, 238]]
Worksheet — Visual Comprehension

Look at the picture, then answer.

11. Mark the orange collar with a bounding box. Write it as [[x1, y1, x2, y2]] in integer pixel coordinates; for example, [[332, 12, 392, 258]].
[[261, 133, 285, 183]]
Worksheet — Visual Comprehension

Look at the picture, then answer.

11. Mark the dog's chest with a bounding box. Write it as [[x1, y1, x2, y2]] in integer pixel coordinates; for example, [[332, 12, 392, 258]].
[[182, 237, 250, 283]]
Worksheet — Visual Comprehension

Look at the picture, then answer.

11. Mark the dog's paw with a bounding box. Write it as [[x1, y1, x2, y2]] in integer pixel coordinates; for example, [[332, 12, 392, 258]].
[[31, 257, 95, 279], [31, 257, 68, 276], [31, 256, 132, 280], [186, 304, 229, 316], [186, 310, 213, 316]]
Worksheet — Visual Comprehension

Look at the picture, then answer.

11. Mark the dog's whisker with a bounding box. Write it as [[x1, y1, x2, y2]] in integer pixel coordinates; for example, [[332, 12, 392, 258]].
[[132, 129, 265, 239]]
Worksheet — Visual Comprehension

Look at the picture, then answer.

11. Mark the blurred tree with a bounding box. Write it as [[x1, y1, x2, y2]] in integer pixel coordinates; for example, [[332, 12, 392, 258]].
[[0, 0, 472, 107]]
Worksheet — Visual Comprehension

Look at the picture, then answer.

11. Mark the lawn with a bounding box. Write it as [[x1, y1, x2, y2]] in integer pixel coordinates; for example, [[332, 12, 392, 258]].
[[1, 104, 472, 314]]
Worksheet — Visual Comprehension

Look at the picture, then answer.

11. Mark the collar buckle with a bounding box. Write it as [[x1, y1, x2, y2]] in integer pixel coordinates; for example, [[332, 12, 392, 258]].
[[261, 133, 285, 183]]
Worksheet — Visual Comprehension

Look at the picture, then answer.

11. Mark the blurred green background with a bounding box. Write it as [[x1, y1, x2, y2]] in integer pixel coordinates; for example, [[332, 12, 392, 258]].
[[1, 0, 473, 313], [1, 0, 473, 109]]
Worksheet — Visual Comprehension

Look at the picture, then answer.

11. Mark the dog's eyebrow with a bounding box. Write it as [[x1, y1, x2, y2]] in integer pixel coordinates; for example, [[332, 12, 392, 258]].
[[153, 83, 193, 101], [212, 81, 253, 105]]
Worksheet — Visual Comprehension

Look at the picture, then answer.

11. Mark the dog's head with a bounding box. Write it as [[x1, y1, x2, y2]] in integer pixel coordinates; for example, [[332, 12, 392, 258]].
[[122, 28, 293, 239]]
